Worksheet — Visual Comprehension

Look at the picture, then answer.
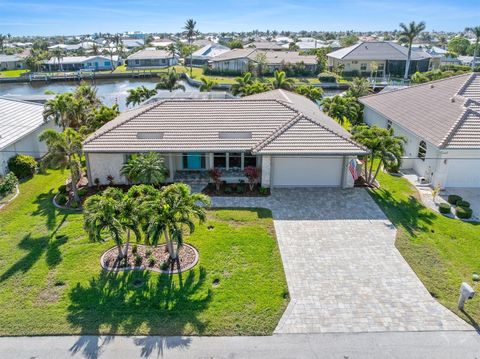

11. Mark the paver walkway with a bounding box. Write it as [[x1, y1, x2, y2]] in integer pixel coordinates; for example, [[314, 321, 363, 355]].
[[213, 188, 471, 333]]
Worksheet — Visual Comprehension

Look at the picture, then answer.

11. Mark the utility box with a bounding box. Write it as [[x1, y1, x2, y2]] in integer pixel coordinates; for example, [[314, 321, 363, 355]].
[[458, 282, 475, 310]]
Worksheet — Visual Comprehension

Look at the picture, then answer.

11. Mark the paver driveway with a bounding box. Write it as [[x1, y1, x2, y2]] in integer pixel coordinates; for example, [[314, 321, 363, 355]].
[[213, 188, 470, 333]]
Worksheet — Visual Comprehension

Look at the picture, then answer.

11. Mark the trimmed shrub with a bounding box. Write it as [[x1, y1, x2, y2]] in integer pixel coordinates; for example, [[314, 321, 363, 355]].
[[7, 154, 37, 179], [77, 188, 88, 197], [457, 200, 470, 208], [58, 184, 67, 194], [0, 172, 18, 197], [447, 194, 462, 205], [160, 261, 169, 270], [318, 72, 338, 83], [145, 249, 152, 257], [132, 244, 138, 254], [56, 194, 68, 205], [224, 186, 233, 194], [148, 256, 156, 267], [134, 255, 143, 266], [438, 203, 451, 214], [70, 201, 79, 209], [259, 187, 269, 195], [456, 206, 473, 219]]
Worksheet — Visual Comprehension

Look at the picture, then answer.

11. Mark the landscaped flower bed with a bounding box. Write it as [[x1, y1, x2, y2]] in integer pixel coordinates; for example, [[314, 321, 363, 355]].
[[202, 182, 270, 197], [101, 244, 199, 274]]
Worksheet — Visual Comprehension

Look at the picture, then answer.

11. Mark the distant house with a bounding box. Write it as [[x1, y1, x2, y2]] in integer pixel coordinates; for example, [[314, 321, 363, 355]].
[[458, 56, 475, 67], [0, 55, 25, 70], [127, 49, 178, 69], [360, 73, 480, 188], [186, 43, 230, 67], [245, 41, 284, 51], [44, 55, 121, 71], [122, 39, 144, 49], [0, 98, 59, 176], [210, 49, 317, 74], [327, 41, 437, 77]]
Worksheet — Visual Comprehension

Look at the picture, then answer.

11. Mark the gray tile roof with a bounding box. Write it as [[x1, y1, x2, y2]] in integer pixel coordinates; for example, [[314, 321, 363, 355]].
[[83, 91, 367, 156], [0, 97, 46, 150], [127, 49, 171, 60], [328, 41, 432, 61], [210, 49, 317, 65], [360, 73, 480, 149]]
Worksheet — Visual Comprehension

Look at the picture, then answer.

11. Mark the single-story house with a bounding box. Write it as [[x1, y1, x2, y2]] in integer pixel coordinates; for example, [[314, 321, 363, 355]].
[[244, 41, 284, 51], [0, 55, 25, 70], [122, 38, 145, 49], [327, 41, 438, 77], [186, 43, 230, 66], [209, 49, 317, 73], [0, 98, 58, 176], [458, 56, 475, 67], [83, 89, 367, 188], [44, 55, 121, 71], [360, 73, 480, 188], [127, 49, 178, 69]]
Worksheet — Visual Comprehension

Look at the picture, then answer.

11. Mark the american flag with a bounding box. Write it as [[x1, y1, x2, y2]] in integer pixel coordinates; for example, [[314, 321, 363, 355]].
[[348, 159, 358, 180]]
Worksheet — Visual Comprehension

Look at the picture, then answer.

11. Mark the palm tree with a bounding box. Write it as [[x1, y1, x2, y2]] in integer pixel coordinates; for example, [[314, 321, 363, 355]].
[[166, 43, 177, 70], [231, 72, 254, 96], [0, 34, 6, 52], [199, 77, 215, 92], [184, 18, 198, 76], [352, 125, 406, 186], [347, 77, 372, 98], [126, 86, 157, 107], [271, 70, 295, 90], [147, 183, 210, 261], [465, 26, 480, 69], [398, 21, 426, 79], [50, 47, 65, 71], [321, 95, 362, 125], [39, 128, 84, 203], [156, 69, 186, 92], [294, 85, 323, 102], [91, 43, 100, 56], [121, 152, 168, 185]]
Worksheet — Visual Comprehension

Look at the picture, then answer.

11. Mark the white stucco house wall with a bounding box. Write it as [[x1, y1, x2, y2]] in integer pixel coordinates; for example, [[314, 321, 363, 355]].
[[0, 98, 58, 176], [360, 73, 480, 188], [83, 90, 367, 188], [127, 49, 178, 69]]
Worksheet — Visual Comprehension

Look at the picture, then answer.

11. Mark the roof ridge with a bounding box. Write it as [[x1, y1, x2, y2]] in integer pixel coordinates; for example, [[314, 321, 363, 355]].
[[455, 73, 476, 98], [0, 96, 44, 107], [387, 41, 409, 57], [251, 113, 304, 153], [338, 42, 363, 59], [440, 107, 475, 148], [359, 73, 473, 101]]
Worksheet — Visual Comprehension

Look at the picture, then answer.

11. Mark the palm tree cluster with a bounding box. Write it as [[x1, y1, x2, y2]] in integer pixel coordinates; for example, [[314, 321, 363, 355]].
[[321, 95, 363, 129], [84, 182, 210, 262], [120, 152, 168, 185], [398, 21, 426, 79], [352, 125, 406, 186], [156, 69, 186, 92], [184, 19, 199, 76], [126, 86, 157, 107]]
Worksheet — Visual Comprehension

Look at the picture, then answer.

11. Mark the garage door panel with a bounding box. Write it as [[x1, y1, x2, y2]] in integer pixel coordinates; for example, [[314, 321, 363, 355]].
[[272, 157, 343, 187], [446, 159, 480, 187]]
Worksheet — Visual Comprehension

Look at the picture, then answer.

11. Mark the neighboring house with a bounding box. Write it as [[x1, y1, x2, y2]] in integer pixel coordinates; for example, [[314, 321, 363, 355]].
[[360, 73, 480, 188], [414, 45, 461, 66], [122, 39, 145, 49], [0, 55, 25, 70], [186, 43, 230, 66], [0, 98, 58, 176], [48, 42, 96, 51], [83, 89, 367, 188], [210, 49, 317, 73], [244, 41, 284, 51], [44, 55, 121, 71], [127, 49, 178, 69], [327, 41, 436, 77], [458, 56, 475, 67]]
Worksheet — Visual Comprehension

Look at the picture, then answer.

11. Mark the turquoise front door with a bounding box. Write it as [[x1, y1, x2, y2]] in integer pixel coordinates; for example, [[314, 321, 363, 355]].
[[186, 153, 202, 169]]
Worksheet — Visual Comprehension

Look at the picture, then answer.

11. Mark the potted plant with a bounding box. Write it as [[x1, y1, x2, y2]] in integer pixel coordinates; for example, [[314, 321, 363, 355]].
[[244, 166, 259, 191], [209, 168, 222, 192]]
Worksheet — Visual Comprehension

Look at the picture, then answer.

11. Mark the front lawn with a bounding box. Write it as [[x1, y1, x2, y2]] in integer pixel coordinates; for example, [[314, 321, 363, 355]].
[[369, 171, 480, 326], [0, 69, 29, 77], [0, 171, 288, 335]]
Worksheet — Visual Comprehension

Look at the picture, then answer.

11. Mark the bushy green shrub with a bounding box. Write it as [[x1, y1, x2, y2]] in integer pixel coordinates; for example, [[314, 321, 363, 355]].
[[160, 261, 169, 270], [259, 187, 269, 195], [56, 193, 68, 205], [58, 184, 67, 194], [224, 186, 233, 194], [7, 154, 37, 179], [134, 255, 143, 266], [438, 203, 451, 214], [70, 201, 79, 209], [318, 72, 338, 83], [132, 244, 138, 254], [447, 195, 462, 205], [148, 256, 156, 267], [145, 249, 152, 257], [456, 206, 473, 219], [457, 200, 470, 208], [77, 188, 88, 197], [0, 172, 18, 197]]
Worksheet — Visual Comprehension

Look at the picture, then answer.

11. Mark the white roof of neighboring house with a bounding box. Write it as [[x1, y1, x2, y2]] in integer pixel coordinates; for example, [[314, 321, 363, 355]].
[[122, 39, 144, 48], [127, 49, 171, 60], [244, 41, 284, 50], [0, 54, 23, 63], [458, 56, 474, 65], [83, 90, 367, 155], [328, 41, 432, 61], [360, 73, 480, 149], [150, 40, 174, 48], [0, 98, 47, 150], [210, 49, 316, 65], [44, 55, 117, 65], [192, 43, 231, 59]]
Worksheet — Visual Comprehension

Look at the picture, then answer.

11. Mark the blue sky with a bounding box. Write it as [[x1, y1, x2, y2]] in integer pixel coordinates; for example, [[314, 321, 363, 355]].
[[1, 0, 479, 35]]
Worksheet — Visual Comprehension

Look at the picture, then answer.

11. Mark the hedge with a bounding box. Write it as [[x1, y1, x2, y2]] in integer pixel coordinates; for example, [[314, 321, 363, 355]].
[[456, 206, 473, 219], [0, 172, 18, 197], [7, 154, 37, 179], [447, 194, 462, 205], [457, 200, 470, 208], [438, 203, 451, 214], [318, 72, 338, 83]]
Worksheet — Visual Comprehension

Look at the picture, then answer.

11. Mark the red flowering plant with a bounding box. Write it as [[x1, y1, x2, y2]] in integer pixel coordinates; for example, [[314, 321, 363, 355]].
[[244, 166, 258, 191], [209, 167, 223, 191]]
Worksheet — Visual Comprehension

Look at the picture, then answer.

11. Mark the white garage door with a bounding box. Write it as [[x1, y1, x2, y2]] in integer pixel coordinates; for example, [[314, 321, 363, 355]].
[[446, 159, 480, 187], [272, 157, 343, 187]]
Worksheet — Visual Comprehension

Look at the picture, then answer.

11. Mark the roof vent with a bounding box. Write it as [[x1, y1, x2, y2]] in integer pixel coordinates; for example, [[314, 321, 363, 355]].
[[136, 132, 164, 139], [430, 84, 434, 88], [451, 97, 455, 103], [218, 131, 252, 139]]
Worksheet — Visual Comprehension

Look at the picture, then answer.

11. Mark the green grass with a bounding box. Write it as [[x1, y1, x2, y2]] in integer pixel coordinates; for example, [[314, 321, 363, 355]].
[[0, 69, 29, 77], [369, 171, 480, 327], [0, 171, 288, 336]]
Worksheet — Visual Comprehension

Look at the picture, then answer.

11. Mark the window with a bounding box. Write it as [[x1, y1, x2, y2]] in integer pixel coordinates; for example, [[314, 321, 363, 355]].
[[386, 120, 392, 130], [228, 153, 242, 168], [213, 153, 226, 168], [244, 153, 257, 168], [418, 140, 427, 161], [135, 59, 140, 65], [360, 63, 367, 71], [378, 63, 385, 71], [218, 131, 252, 139], [136, 132, 164, 139]]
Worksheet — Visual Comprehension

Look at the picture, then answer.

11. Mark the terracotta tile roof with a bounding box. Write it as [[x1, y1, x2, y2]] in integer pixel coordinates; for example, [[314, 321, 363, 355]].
[[84, 91, 367, 156], [360, 73, 480, 149]]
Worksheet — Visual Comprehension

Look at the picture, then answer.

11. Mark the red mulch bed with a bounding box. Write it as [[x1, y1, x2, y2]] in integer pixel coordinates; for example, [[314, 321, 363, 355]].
[[202, 183, 270, 197], [101, 244, 198, 273]]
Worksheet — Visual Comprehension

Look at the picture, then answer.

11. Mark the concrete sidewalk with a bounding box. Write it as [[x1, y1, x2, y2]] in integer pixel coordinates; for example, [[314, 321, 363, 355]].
[[1, 331, 479, 359]]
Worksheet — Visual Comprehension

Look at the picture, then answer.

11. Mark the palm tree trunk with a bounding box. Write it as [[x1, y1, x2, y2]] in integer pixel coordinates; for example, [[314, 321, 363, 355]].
[[371, 159, 384, 187], [367, 155, 375, 184], [70, 170, 80, 203], [404, 41, 412, 80], [124, 228, 131, 264], [164, 230, 174, 258], [116, 242, 125, 259]]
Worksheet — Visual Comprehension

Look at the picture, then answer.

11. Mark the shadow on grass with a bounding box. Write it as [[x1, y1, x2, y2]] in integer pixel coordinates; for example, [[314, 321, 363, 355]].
[[369, 187, 436, 237], [33, 189, 58, 231], [0, 232, 68, 283], [67, 268, 211, 358], [461, 309, 480, 334]]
